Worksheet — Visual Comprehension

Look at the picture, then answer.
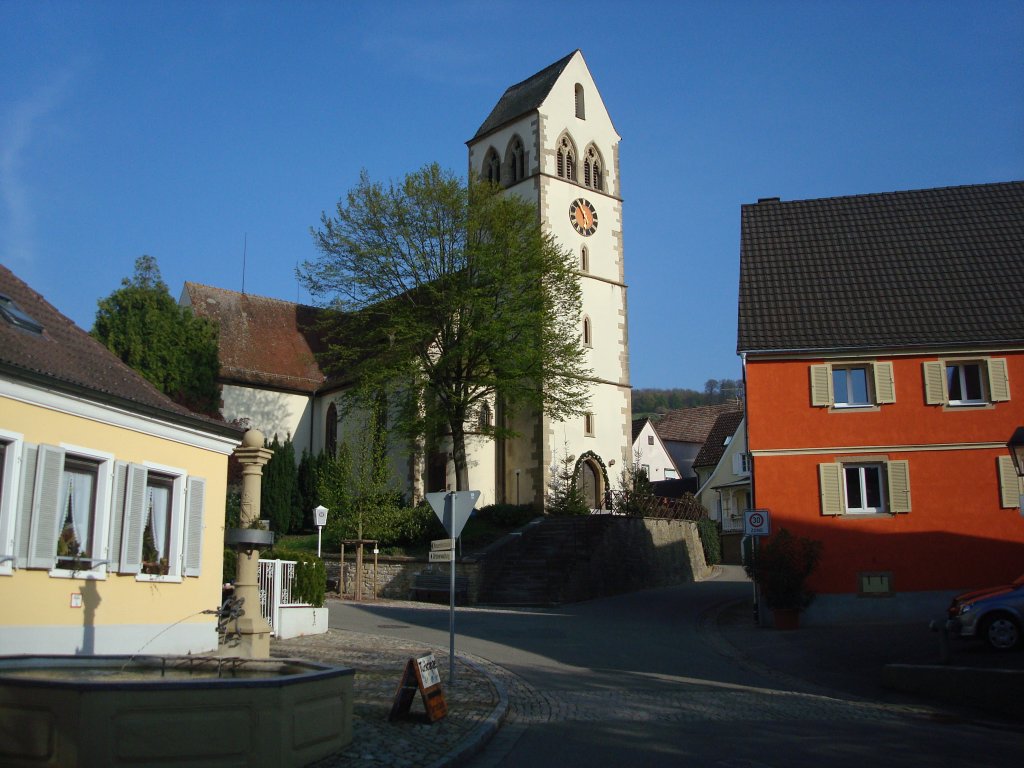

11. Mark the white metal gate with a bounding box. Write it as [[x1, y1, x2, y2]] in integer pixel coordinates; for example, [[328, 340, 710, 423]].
[[257, 559, 301, 636]]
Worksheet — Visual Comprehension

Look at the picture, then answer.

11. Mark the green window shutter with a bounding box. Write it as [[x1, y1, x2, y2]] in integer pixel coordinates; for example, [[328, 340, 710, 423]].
[[922, 361, 946, 405], [873, 361, 896, 404], [15, 444, 38, 566], [998, 455, 1021, 509], [810, 364, 833, 407], [183, 476, 206, 577], [987, 358, 1010, 402], [27, 445, 65, 569], [119, 464, 148, 575], [887, 460, 911, 514], [819, 463, 844, 515], [106, 462, 129, 572]]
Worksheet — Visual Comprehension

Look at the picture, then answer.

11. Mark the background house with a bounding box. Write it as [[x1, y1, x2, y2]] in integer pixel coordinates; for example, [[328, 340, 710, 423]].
[[631, 417, 680, 482], [738, 180, 1024, 623], [650, 403, 743, 485], [693, 411, 749, 563], [0, 265, 240, 655]]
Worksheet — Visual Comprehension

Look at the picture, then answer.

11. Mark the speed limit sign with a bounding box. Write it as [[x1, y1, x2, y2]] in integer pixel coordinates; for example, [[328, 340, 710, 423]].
[[744, 509, 771, 537]]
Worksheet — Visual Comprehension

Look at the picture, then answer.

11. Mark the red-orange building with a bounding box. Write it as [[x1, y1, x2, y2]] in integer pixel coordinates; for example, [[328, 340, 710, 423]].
[[737, 181, 1024, 623]]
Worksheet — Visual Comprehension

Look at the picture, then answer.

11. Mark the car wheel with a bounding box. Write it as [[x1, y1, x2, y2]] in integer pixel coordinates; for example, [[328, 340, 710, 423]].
[[980, 613, 1021, 651]]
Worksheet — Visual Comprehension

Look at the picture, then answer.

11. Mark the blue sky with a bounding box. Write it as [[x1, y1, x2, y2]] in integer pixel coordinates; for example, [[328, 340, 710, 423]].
[[2, 1, 1022, 391]]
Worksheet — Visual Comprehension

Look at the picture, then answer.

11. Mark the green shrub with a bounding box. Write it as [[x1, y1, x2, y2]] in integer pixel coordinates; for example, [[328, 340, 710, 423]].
[[264, 548, 326, 608], [222, 547, 237, 584], [696, 516, 721, 565]]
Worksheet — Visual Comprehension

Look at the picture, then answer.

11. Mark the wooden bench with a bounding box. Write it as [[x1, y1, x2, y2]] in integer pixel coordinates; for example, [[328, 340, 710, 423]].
[[411, 571, 470, 605]]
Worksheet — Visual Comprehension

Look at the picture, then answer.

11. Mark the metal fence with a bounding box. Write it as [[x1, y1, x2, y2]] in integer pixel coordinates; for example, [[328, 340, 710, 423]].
[[257, 559, 307, 635]]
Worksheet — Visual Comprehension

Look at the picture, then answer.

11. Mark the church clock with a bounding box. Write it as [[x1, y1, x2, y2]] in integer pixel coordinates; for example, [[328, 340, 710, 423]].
[[569, 198, 598, 236]]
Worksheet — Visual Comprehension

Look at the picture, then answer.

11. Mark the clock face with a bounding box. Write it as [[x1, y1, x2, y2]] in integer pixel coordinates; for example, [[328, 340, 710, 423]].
[[569, 198, 598, 236]]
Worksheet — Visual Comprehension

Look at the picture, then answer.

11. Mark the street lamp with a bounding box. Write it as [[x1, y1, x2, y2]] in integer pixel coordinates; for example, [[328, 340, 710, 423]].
[[1007, 427, 1024, 477]]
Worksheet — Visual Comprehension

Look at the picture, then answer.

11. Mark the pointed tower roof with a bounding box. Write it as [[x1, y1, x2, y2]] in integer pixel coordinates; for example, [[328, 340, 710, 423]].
[[470, 50, 579, 141]]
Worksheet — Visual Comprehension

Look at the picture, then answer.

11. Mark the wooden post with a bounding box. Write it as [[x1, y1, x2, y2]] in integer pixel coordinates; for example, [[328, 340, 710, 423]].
[[373, 544, 378, 600], [340, 543, 346, 600], [355, 543, 364, 601]]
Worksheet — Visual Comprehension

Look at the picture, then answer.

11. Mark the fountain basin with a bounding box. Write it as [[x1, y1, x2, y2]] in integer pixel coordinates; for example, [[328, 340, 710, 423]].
[[0, 655, 354, 768]]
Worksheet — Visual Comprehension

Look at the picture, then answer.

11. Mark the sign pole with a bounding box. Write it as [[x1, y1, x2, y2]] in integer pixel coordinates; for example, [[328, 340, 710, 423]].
[[425, 490, 480, 689], [446, 493, 456, 685]]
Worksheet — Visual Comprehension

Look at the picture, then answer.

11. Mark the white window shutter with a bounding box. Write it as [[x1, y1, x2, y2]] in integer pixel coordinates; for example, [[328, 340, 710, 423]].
[[998, 455, 1021, 509], [987, 358, 1010, 402], [27, 445, 65, 569], [873, 361, 896, 404], [818, 463, 844, 515], [923, 361, 946, 405], [810, 364, 832, 407], [887, 460, 911, 514], [183, 477, 206, 577], [15, 444, 39, 566], [119, 463, 148, 574], [106, 462, 129, 572]]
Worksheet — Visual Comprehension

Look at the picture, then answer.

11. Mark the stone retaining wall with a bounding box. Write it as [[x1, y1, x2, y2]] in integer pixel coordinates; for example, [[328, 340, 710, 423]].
[[323, 517, 708, 606]]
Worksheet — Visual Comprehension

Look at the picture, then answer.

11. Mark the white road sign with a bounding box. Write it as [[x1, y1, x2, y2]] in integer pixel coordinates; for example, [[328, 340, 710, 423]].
[[426, 491, 480, 539], [744, 509, 771, 537], [429, 550, 454, 562]]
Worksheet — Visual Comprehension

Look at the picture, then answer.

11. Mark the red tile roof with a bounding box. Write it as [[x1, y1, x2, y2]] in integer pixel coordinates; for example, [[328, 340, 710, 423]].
[[183, 283, 328, 393], [1, 265, 234, 434], [692, 410, 745, 469], [653, 402, 743, 444]]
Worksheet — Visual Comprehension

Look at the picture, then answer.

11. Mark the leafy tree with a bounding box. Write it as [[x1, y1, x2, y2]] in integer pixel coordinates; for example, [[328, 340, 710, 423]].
[[295, 449, 323, 531], [92, 255, 221, 417], [301, 163, 589, 490]]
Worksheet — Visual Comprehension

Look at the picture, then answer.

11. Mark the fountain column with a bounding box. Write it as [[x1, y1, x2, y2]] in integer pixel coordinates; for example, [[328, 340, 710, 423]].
[[228, 429, 274, 658]]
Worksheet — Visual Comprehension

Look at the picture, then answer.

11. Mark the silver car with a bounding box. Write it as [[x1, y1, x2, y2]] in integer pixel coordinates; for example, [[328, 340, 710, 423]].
[[945, 574, 1024, 651]]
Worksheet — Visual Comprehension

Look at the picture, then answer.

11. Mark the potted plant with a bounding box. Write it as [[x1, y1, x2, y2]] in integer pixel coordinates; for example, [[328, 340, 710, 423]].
[[744, 527, 822, 629]]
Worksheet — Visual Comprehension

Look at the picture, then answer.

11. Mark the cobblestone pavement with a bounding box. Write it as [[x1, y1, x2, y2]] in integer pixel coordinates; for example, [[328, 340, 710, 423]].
[[271, 595, 990, 768], [272, 628, 507, 768]]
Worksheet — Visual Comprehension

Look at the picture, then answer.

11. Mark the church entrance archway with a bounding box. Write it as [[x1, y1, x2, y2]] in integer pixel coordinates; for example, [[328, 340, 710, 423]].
[[581, 459, 601, 510]]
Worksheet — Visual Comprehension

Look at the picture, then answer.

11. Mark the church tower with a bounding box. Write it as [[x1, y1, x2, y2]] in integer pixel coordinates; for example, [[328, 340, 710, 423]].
[[467, 50, 631, 508]]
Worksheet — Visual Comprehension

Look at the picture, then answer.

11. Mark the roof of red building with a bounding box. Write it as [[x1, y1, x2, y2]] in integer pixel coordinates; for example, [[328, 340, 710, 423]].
[[738, 180, 1024, 353], [183, 283, 329, 393]]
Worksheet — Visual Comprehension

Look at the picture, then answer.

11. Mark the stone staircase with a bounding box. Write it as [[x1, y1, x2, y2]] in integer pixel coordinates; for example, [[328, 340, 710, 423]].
[[474, 516, 613, 606]]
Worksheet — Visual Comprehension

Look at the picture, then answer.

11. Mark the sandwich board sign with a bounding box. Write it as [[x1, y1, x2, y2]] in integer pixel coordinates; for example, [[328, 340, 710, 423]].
[[389, 653, 448, 722]]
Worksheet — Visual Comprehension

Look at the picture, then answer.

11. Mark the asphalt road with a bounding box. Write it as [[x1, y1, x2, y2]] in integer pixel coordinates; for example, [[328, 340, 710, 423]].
[[327, 568, 1023, 767]]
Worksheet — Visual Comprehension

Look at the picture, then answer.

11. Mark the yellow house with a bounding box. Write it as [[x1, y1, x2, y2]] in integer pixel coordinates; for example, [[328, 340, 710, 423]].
[[0, 265, 241, 655]]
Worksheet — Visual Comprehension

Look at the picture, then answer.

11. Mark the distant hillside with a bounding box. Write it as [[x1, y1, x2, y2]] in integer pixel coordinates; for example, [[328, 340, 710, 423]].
[[632, 379, 743, 421]]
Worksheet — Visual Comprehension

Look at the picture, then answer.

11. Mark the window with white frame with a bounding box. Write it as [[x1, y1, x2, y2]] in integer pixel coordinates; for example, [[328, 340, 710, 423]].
[[15, 445, 113, 575], [923, 357, 1010, 407], [14, 443, 206, 580], [810, 361, 895, 408], [0, 431, 22, 576], [818, 458, 911, 516]]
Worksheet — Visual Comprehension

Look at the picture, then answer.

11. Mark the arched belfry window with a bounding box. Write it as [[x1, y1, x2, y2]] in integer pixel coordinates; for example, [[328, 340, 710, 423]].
[[479, 401, 492, 430], [580, 245, 589, 272], [582, 316, 592, 347], [584, 145, 604, 191], [557, 135, 577, 181], [325, 402, 338, 456], [575, 83, 585, 120], [483, 147, 501, 184], [506, 136, 525, 183]]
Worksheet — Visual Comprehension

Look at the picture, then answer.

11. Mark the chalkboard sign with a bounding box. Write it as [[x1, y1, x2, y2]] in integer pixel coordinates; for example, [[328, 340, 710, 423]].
[[389, 654, 448, 722]]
